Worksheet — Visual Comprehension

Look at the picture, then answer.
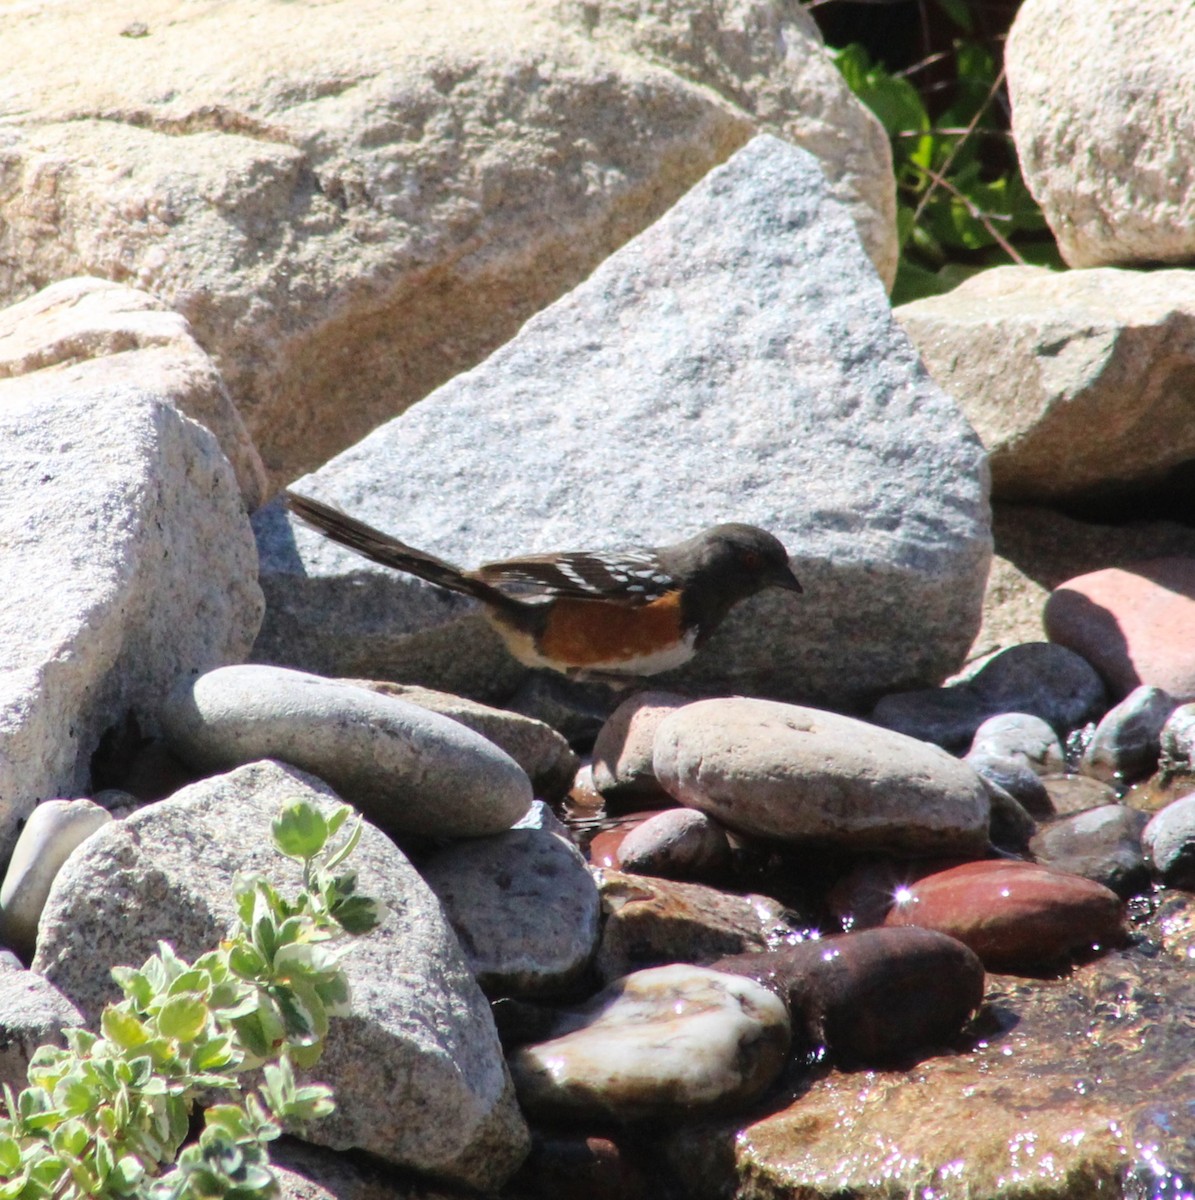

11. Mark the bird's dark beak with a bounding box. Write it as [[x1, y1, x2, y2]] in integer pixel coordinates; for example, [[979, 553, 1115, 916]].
[[772, 563, 803, 594]]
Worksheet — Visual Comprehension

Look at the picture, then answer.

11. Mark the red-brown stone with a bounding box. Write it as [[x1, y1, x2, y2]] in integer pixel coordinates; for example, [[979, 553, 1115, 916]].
[[884, 859, 1127, 972], [1045, 558, 1195, 700]]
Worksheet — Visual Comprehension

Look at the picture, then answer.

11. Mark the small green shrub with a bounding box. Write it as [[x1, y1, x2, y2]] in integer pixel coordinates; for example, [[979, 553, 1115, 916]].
[[830, 9, 1062, 303], [0, 801, 381, 1199]]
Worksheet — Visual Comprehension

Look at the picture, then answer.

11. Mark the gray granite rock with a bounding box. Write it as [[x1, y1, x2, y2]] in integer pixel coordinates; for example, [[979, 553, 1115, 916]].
[[967, 712, 1066, 775], [0, 799, 112, 960], [0, 389, 263, 862], [654, 698, 990, 855], [1143, 794, 1195, 888], [341, 679, 578, 802], [253, 135, 991, 709], [1007, 0, 1195, 268], [1030, 805, 1150, 898], [508, 964, 790, 1123], [420, 828, 600, 997], [873, 643, 1106, 750], [1160, 703, 1195, 773], [1081, 685, 1176, 785], [0, 0, 895, 489], [161, 665, 532, 839], [32, 760, 529, 1190], [0, 957, 83, 1093], [0, 276, 267, 508], [897, 266, 1195, 501]]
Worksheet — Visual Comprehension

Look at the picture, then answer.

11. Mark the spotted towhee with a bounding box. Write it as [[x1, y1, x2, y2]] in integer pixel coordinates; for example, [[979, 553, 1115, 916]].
[[286, 492, 803, 682]]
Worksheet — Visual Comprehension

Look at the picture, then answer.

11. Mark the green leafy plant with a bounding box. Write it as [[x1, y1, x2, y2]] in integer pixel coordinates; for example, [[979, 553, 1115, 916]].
[[830, 9, 1062, 303], [0, 801, 381, 1200]]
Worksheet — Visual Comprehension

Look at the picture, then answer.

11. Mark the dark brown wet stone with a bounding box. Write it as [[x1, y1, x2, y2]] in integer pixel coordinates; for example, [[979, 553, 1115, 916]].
[[825, 857, 976, 931], [711, 926, 984, 1067], [884, 859, 1127, 972], [591, 869, 798, 983], [1042, 772, 1120, 815], [660, 892, 1195, 1200], [506, 1133, 651, 1200]]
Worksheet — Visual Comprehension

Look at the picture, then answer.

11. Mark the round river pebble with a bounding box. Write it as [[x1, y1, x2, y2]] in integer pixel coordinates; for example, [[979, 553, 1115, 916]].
[[653, 698, 990, 854]]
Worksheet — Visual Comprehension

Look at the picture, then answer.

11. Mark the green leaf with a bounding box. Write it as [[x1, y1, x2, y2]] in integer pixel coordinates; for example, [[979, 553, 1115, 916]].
[[330, 894, 381, 936], [157, 995, 210, 1042], [272, 802, 329, 861], [322, 817, 363, 871], [271, 985, 323, 1045], [102, 1006, 150, 1050], [111, 1154, 146, 1191], [165, 969, 211, 998], [192, 1034, 239, 1072], [0, 1135, 21, 1176], [325, 805, 351, 838], [931, 0, 973, 31], [112, 966, 156, 1011], [228, 943, 269, 981]]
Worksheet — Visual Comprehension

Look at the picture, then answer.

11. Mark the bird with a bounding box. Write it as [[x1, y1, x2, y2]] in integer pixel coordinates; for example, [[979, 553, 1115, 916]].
[[285, 491, 803, 683]]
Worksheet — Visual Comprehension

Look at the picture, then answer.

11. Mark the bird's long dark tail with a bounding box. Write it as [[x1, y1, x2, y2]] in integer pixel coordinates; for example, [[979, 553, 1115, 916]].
[[285, 491, 510, 605]]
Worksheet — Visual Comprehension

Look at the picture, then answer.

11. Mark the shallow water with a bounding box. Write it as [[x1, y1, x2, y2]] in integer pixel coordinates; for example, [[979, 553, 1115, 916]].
[[657, 889, 1195, 1200]]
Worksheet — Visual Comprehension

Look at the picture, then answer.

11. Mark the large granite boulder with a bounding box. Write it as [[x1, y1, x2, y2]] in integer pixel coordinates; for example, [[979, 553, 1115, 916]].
[[0, 0, 895, 485], [1007, 0, 1195, 267], [898, 265, 1195, 503], [0, 277, 267, 508], [0, 387, 262, 861], [254, 136, 990, 709]]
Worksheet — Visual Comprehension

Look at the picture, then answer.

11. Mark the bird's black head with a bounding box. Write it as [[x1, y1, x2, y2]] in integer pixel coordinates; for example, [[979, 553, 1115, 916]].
[[665, 523, 802, 639], [699, 523, 803, 596]]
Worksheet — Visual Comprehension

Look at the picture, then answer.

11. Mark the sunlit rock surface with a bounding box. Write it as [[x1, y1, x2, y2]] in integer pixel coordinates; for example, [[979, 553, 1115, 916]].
[[663, 893, 1195, 1199]]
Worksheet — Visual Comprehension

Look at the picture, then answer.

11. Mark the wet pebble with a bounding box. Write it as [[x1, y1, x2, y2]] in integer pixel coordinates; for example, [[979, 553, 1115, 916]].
[[1043, 773, 1120, 816], [420, 827, 600, 997], [1143, 793, 1195, 888], [884, 859, 1127, 972], [0, 800, 112, 960], [591, 691, 688, 810], [826, 857, 973, 931], [967, 712, 1065, 776], [1045, 558, 1195, 701], [711, 925, 984, 1066], [510, 1133, 651, 1200], [585, 811, 671, 869], [615, 808, 732, 883], [1080, 685, 1176, 785], [653, 698, 990, 855], [1029, 805, 1151, 898], [966, 753, 1054, 818], [1160, 702, 1195, 773], [982, 778, 1037, 852], [507, 964, 790, 1123], [160, 665, 533, 838], [593, 869, 797, 984], [872, 643, 1106, 750]]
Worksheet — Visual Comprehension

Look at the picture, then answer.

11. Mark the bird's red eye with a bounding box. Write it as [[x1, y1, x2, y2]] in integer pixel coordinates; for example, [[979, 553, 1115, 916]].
[[743, 550, 762, 569]]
